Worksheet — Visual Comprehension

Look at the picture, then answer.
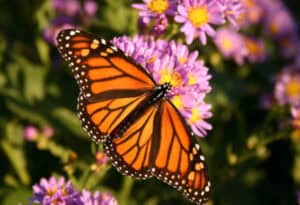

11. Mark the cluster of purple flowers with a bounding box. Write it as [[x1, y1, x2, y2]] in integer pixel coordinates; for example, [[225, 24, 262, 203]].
[[274, 63, 300, 138], [31, 176, 118, 205], [213, 27, 265, 64], [112, 35, 212, 136], [23, 125, 54, 141], [44, 0, 98, 45], [133, 0, 244, 45], [214, 0, 299, 64]]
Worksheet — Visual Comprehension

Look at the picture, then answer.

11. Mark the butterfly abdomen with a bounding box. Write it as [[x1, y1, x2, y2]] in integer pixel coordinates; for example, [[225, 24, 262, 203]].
[[112, 83, 170, 138]]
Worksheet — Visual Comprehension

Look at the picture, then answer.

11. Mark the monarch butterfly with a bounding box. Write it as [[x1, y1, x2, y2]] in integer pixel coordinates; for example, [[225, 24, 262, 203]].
[[56, 29, 211, 205]]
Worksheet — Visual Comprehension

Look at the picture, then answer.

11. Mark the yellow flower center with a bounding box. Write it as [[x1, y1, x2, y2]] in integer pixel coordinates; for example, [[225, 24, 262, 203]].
[[188, 74, 197, 85], [243, 0, 255, 8], [269, 22, 279, 35], [245, 38, 261, 55], [171, 95, 184, 109], [159, 68, 182, 87], [147, 0, 169, 14], [285, 78, 300, 98], [189, 108, 202, 123], [222, 38, 233, 51], [46, 188, 57, 196], [178, 57, 187, 64], [188, 6, 210, 27]]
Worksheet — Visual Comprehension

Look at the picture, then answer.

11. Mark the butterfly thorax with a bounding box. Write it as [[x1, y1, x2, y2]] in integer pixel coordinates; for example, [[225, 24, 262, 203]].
[[112, 83, 171, 138]]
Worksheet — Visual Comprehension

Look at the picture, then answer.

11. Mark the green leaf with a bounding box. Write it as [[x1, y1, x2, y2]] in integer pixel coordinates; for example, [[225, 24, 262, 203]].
[[1, 187, 31, 205], [1, 140, 30, 185], [51, 107, 86, 138], [35, 37, 50, 65], [23, 66, 47, 103], [6, 63, 22, 89], [5, 99, 49, 126], [0, 71, 6, 89], [12, 55, 47, 104]]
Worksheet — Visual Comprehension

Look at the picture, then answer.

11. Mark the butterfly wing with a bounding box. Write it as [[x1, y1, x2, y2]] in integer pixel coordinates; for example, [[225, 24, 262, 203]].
[[153, 100, 211, 205], [103, 102, 161, 178], [56, 29, 156, 143], [103, 99, 210, 204]]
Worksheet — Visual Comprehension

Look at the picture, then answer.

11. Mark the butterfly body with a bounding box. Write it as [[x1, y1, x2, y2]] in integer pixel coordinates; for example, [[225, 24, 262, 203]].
[[111, 82, 171, 138], [57, 29, 211, 205]]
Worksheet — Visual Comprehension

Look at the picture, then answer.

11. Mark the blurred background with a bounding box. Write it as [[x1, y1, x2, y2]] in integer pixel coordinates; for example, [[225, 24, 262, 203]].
[[0, 0, 300, 205]]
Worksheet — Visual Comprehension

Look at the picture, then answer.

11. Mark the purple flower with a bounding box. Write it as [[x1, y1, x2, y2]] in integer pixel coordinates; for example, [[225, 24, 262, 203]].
[[83, 0, 98, 17], [218, 0, 244, 28], [112, 35, 213, 137], [95, 151, 109, 165], [244, 36, 266, 63], [274, 67, 300, 106], [43, 126, 55, 138], [263, 6, 297, 39], [132, 0, 176, 24], [151, 15, 169, 35], [23, 126, 38, 141], [297, 190, 300, 205], [52, 0, 81, 17], [175, 0, 225, 45], [31, 176, 81, 205], [43, 16, 76, 45], [238, 0, 263, 27], [291, 105, 300, 130], [80, 191, 118, 205], [214, 27, 248, 64], [278, 34, 300, 59], [259, 93, 275, 109]]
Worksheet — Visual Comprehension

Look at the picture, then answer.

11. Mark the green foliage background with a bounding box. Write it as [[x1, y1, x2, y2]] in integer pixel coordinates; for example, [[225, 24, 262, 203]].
[[0, 1, 300, 205]]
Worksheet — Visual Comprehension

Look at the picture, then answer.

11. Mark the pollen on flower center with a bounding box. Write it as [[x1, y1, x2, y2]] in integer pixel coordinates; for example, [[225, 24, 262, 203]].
[[269, 22, 279, 35], [286, 79, 300, 98], [222, 38, 233, 50], [147, 0, 169, 14], [159, 68, 182, 87], [171, 95, 184, 109], [188, 73, 197, 85], [188, 6, 210, 27], [189, 108, 202, 123], [46, 188, 57, 196]]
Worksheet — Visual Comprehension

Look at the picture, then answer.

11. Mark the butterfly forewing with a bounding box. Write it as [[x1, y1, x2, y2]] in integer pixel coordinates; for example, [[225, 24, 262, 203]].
[[57, 29, 156, 143]]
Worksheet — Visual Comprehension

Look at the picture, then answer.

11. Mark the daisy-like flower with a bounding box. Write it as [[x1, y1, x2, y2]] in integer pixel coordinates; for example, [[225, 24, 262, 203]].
[[83, 0, 98, 17], [244, 36, 266, 63], [278, 34, 300, 59], [112, 35, 212, 137], [175, 0, 225, 45], [44, 16, 76, 45], [214, 27, 248, 64], [80, 191, 118, 205], [238, 0, 263, 27], [274, 67, 300, 106], [132, 0, 176, 24], [23, 125, 38, 141], [43, 126, 55, 138], [218, 0, 244, 28], [263, 6, 297, 40], [52, 0, 81, 17], [31, 176, 81, 205], [95, 151, 109, 165], [291, 105, 300, 130]]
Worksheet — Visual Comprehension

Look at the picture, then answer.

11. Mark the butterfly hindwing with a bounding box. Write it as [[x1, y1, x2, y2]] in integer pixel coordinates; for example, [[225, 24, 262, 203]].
[[103, 103, 161, 179], [153, 101, 211, 205]]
